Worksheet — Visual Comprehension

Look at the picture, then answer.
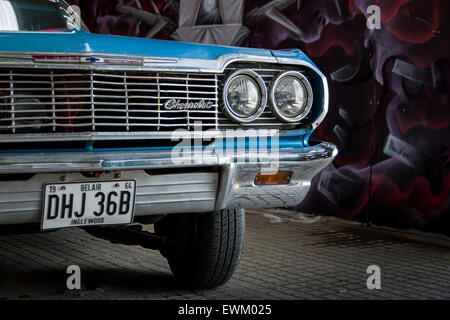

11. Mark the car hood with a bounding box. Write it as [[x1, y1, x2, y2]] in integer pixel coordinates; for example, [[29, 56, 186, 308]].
[[0, 30, 313, 64]]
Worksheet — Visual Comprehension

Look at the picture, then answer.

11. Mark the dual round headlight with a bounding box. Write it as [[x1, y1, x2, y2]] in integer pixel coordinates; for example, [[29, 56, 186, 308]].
[[223, 70, 267, 123], [270, 71, 313, 123], [223, 70, 313, 123]]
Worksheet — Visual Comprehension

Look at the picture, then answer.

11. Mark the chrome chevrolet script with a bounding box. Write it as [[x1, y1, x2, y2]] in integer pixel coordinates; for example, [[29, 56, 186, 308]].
[[164, 98, 214, 110]]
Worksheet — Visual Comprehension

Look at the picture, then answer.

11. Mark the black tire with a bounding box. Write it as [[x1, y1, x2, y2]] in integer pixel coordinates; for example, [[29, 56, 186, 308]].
[[155, 209, 245, 288]]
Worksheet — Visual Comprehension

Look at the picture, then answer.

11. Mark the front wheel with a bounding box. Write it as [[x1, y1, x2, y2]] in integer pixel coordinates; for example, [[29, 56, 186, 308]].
[[155, 209, 245, 288]]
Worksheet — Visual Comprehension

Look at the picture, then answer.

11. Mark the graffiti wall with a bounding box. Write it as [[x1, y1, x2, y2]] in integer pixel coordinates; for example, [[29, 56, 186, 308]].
[[67, 0, 450, 236]]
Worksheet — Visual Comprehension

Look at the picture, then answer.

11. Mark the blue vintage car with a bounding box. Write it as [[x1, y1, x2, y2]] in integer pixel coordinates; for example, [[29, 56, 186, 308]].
[[0, 0, 337, 288]]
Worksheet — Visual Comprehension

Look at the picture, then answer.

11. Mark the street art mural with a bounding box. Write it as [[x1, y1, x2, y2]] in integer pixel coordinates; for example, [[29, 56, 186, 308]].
[[67, 0, 450, 235]]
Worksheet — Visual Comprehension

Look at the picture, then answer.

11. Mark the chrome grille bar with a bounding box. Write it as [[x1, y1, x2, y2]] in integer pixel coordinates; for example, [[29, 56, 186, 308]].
[[50, 70, 56, 132], [9, 70, 15, 133], [90, 70, 95, 131]]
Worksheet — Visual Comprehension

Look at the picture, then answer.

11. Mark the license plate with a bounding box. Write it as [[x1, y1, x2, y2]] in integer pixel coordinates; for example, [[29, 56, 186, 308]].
[[41, 180, 136, 230]]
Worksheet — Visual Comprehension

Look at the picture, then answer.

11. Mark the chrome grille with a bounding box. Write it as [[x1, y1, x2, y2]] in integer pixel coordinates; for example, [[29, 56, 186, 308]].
[[0, 63, 309, 134], [0, 69, 219, 133]]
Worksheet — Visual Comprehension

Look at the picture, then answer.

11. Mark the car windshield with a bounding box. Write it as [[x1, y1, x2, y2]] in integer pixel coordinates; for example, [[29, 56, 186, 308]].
[[0, 0, 88, 31]]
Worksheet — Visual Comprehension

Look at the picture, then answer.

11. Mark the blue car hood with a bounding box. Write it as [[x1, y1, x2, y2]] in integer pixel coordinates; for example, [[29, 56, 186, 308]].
[[0, 30, 313, 64], [0, 30, 270, 59]]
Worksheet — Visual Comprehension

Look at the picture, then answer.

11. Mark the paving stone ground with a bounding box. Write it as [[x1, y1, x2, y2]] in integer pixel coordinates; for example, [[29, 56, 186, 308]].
[[0, 209, 449, 300]]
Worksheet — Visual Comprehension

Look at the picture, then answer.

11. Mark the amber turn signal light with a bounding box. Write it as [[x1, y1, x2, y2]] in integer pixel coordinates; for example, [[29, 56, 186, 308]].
[[254, 171, 293, 185]]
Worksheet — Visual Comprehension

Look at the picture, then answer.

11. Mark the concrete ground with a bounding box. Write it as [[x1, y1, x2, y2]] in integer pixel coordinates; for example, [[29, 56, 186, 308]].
[[0, 209, 449, 300]]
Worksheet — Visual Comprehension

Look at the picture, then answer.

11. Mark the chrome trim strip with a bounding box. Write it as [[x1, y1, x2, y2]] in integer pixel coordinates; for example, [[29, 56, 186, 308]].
[[0, 52, 278, 73], [0, 142, 338, 174], [0, 129, 279, 143], [0, 30, 78, 34]]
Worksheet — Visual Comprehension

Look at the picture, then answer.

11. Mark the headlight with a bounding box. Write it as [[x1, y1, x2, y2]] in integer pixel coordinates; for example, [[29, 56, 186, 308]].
[[223, 69, 267, 123], [270, 71, 313, 123]]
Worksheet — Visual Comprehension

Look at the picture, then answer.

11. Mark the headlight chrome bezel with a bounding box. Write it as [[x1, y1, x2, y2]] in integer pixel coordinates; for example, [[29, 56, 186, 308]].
[[269, 71, 313, 123], [222, 69, 267, 123]]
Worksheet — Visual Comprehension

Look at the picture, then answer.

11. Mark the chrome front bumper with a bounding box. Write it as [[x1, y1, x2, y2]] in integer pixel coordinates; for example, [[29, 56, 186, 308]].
[[0, 142, 337, 225]]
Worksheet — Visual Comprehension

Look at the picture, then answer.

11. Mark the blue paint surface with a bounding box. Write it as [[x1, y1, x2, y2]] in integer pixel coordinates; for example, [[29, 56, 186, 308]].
[[0, 30, 316, 67], [0, 30, 275, 60]]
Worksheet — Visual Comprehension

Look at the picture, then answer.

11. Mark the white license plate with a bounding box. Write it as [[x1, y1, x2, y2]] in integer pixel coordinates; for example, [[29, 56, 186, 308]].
[[41, 180, 136, 230]]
